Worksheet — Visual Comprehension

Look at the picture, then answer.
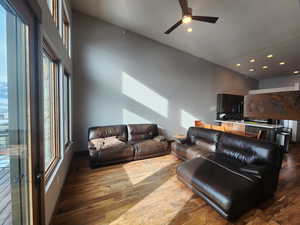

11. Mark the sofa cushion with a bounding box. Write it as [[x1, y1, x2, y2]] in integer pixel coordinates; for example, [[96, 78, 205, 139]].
[[206, 153, 245, 172], [217, 133, 279, 166], [127, 124, 159, 141], [88, 125, 128, 142], [91, 136, 125, 151], [90, 138, 105, 150], [171, 142, 213, 161], [187, 127, 221, 146], [153, 135, 166, 142], [171, 142, 190, 160], [133, 139, 169, 160], [186, 146, 214, 160], [89, 144, 134, 164], [194, 138, 217, 152], [177, 157, 263, 219]]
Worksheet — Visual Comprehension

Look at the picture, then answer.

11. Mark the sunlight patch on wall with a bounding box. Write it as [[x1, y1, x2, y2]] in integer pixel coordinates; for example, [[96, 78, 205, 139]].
[[180, 110, 199, 130], [122, 72, 168, 118], [123, 109, 152, 124]]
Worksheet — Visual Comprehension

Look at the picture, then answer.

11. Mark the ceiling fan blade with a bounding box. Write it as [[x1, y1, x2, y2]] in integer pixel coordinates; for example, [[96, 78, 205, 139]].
[[178, 0, 189, 15], [192, 16, 219, 24], [165, 20, 182, 34]]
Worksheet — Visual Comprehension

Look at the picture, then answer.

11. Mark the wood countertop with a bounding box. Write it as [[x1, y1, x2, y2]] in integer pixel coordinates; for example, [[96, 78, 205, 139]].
[[215, 120, 284, 129]]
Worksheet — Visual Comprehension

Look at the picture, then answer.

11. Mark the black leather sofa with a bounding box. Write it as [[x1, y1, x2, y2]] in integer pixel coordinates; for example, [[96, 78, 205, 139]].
[[171, 127, 282, 220], [88, 124, 169, 168]]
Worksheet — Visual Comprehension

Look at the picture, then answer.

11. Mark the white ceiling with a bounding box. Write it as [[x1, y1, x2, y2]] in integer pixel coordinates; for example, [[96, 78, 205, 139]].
[[71, 0, 300, 80]]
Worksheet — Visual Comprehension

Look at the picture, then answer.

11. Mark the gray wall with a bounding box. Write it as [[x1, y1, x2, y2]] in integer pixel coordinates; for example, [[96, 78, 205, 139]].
[[259, 75, 300, 89], [72, 11, 259, 151], [36, 0, 73, 224]]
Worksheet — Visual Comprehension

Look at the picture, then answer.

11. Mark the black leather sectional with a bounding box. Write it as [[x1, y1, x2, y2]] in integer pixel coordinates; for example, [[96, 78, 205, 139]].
[[171, 127, 282, 220], [88, 124, 169, 168]]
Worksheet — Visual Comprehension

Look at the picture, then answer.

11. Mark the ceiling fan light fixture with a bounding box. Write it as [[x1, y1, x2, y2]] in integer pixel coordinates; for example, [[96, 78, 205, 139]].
[[294, 70, 299, 74], [182, 15, 192, 24], [164, 0, 218, 34]]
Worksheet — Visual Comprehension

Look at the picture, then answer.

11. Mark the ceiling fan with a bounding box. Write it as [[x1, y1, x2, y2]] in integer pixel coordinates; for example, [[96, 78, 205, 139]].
[[165, 0, 219, 34]]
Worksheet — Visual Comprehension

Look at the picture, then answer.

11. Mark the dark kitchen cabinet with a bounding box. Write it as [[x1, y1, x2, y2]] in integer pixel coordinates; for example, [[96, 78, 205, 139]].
[[217, 94, 244, 114]]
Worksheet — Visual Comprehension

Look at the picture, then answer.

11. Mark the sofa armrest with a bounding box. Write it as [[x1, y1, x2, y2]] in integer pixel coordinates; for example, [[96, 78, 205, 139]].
[[241, 163, 280, 198], [174, 138, 188, 144], [240, 164, 273, 178], [88, 141, 96, 151]]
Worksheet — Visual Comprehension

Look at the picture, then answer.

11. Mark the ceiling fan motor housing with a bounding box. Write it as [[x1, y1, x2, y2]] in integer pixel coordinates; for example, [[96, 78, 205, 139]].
[[183, 7, 193, 17]]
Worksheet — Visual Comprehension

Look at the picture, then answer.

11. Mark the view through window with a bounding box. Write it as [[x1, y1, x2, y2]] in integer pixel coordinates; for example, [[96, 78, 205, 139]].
[[42, 50, 59, 175], [63, 73, 71, 148], [62, 9, 70, 53], [47, 0, 58, 26], [0, 3, 32, 225]]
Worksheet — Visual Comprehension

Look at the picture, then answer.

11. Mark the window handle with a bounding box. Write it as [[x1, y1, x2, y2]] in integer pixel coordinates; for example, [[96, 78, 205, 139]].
[[35, 170, 44, 187]]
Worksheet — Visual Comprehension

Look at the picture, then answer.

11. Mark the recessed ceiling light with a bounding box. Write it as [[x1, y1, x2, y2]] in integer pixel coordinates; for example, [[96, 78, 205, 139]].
[[294, 70, 300, 74], [249, 69, 255, 72], [267, 54, 273, 58], [236, 63, 241, 67], [250, 59, 255, 63], [262, 66, 268, 69], [279, 62, 286, 65], [187, 28, 192, 32]]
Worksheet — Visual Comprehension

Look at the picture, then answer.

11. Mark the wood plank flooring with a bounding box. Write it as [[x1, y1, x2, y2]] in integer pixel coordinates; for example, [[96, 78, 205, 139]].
[[52, 145, 300, 225]]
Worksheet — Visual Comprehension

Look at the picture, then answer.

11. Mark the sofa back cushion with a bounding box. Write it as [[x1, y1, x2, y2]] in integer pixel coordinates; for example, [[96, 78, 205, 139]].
[[187, 127, 221, 152], [88, 125, 128, 142], [127, 124, 159, 141], [217, 133, 279, 166]]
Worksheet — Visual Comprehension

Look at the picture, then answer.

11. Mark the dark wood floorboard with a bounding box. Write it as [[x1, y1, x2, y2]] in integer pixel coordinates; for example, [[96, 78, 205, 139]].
[[51, 144, 300, 225]]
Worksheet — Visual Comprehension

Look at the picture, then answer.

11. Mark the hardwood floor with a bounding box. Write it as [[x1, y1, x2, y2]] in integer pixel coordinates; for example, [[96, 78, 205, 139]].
[[52, 145, 300, 225]]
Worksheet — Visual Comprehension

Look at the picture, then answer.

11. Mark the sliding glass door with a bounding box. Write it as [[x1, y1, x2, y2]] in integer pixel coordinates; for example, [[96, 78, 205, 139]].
[[0, 1, 42, 224]]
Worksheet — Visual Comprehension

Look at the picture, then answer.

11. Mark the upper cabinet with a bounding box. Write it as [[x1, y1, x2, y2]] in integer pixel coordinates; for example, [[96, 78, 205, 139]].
[[217, 94, 244, 114], [244, 91, 300, 120]]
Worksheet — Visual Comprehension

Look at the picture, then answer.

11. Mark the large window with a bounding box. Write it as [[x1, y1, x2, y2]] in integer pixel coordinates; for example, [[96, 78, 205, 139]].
[[63, 73, 71, 148], [0, 1, 37, 224], [62, 7, 70, 55], [42, 46, 60, 176], [47, 0, 59, 27]]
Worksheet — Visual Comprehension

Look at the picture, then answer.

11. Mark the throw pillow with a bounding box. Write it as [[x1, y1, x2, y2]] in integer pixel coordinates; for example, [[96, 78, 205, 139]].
[[153, 135, 166, 142], [91, 136, 125, 151]]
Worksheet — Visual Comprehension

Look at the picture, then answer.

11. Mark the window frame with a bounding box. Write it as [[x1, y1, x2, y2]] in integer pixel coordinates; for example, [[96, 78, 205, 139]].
[[42, 41, 61, 180], [63, 72, 71, 149], [47, 0, 59, 28], [62, 3, 71, 56], [1, 1, 45, 224]]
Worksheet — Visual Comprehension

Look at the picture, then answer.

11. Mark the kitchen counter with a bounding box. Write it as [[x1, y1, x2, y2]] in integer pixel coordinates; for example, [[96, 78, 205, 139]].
[[215, 120, 283, 129]]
